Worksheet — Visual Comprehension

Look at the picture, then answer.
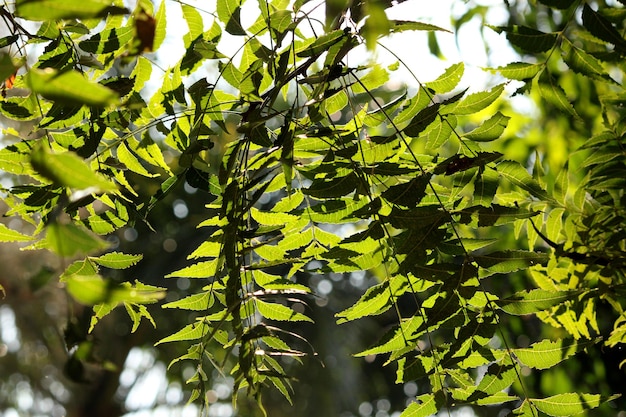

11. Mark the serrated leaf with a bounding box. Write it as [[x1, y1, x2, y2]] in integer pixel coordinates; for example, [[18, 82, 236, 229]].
[[474, 250, 548, 273], [390, 20, 451, 34], [497, 289, 583, 315], [26, 68, 117, 107], [165, 259, 221, 278], [90, 252, 142, 269], [487, 62, 542, 80], [117, 142, 158, 177], [163, 292, 215, 311], [563, 42, 612, 81], [447, 84, 504, 115], [491, 25, 557, 53], [464, 112, 510, 142], [156, 322, 211, 345], [531, 393, 620, 416], [512, 338, 598, 370], [296, 30, 346, 57], [425, 62, 464, 93], [400, 394, 439, 417], [581, 4, 626, 52], [337, 280, 393, 324], [256, 299, 313, 322], [497, 160, 556, 203], [79, 26, 134, 54], [153, 0, 167, 51], [304, 172, 360, 198], [351, 64, 390, 93], [536, 72, 579, 119], [181, 4, 204, 48], [217, 0, 246, 35], [0, 223, 33, 242]]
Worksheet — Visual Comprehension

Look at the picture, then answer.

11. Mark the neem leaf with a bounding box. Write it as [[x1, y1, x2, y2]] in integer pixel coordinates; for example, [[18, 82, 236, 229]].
[[399, 394, 439, 417], [0, 223, 33, 242], [536, 71, 580, 119], [497, 160, 556, 203], [44, 222, 111, 257], [26, 68, 117, 106], [30, 145, 117, 192], [490, 25, 557, 53], [473, 250, 548, 273], [425, 62, 464, 93], [79, 26, 135, 54], [496, 289, 583, 315], [15, 0, 128, 20], [89, 252, 143, 269], [296, 30, 346, 57], [582, 4, 626, 53], [256, 299, 313, 322], [390, 20, 451, 34], [486, 62, 542, 80], [531, 393, 620, 416], [464, 112, 510, 142], [217, 0, 246, 35], [512, 338, 598, 370]]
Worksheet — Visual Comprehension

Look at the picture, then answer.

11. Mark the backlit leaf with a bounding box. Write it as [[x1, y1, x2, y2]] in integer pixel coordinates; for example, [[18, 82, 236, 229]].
[[26, 68, 117, 107]]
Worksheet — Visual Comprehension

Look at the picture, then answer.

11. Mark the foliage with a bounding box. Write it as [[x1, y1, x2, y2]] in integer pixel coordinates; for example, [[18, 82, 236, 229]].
[[1, 0, 626, 416]]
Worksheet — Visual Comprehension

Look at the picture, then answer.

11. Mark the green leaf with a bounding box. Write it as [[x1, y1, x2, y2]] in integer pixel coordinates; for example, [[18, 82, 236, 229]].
[[117, 142, 159, 177], [390, 21, 451, 34], [304, 172, 361, 198], [0, 141, 34, 175], [487, 62, 542, 80], [563, 42, 612, 81], [30, 145, 117, 192], [474, 250, 548, 273], [256, 299, 313, 322], [163, 292, 215, 311], [351, 64, 390, 93], [153, 0, 167, 51], [165, 259, 221, 278], [0, 223, 33, 242], [336, 278, 403, 324], [65, 274, 110, 304], [296, 30, 346, 57], [448, 84, 504, 115], [79, 26, 135, 54], [581, 4, 626, 52], [181, 4, 204, 48], [496, 289, 583, 315], [89, 252, 143, 269], [536, 71, 579, 119], [512, 338, 598, 370], [217, 0, 246, 35], [497, 160, 556, 203], [531, 393, 620, 416], [15, 0, 127, 20], [491, 25, 557, 53], [400, 394, 439, 417], [44, 222, 111, 257], [464, 112, 510, 142], [156, 322, 211, 345], [26, 68, 118, 107], [425, 62, 464, 93], [404, 103, 440, 137]]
